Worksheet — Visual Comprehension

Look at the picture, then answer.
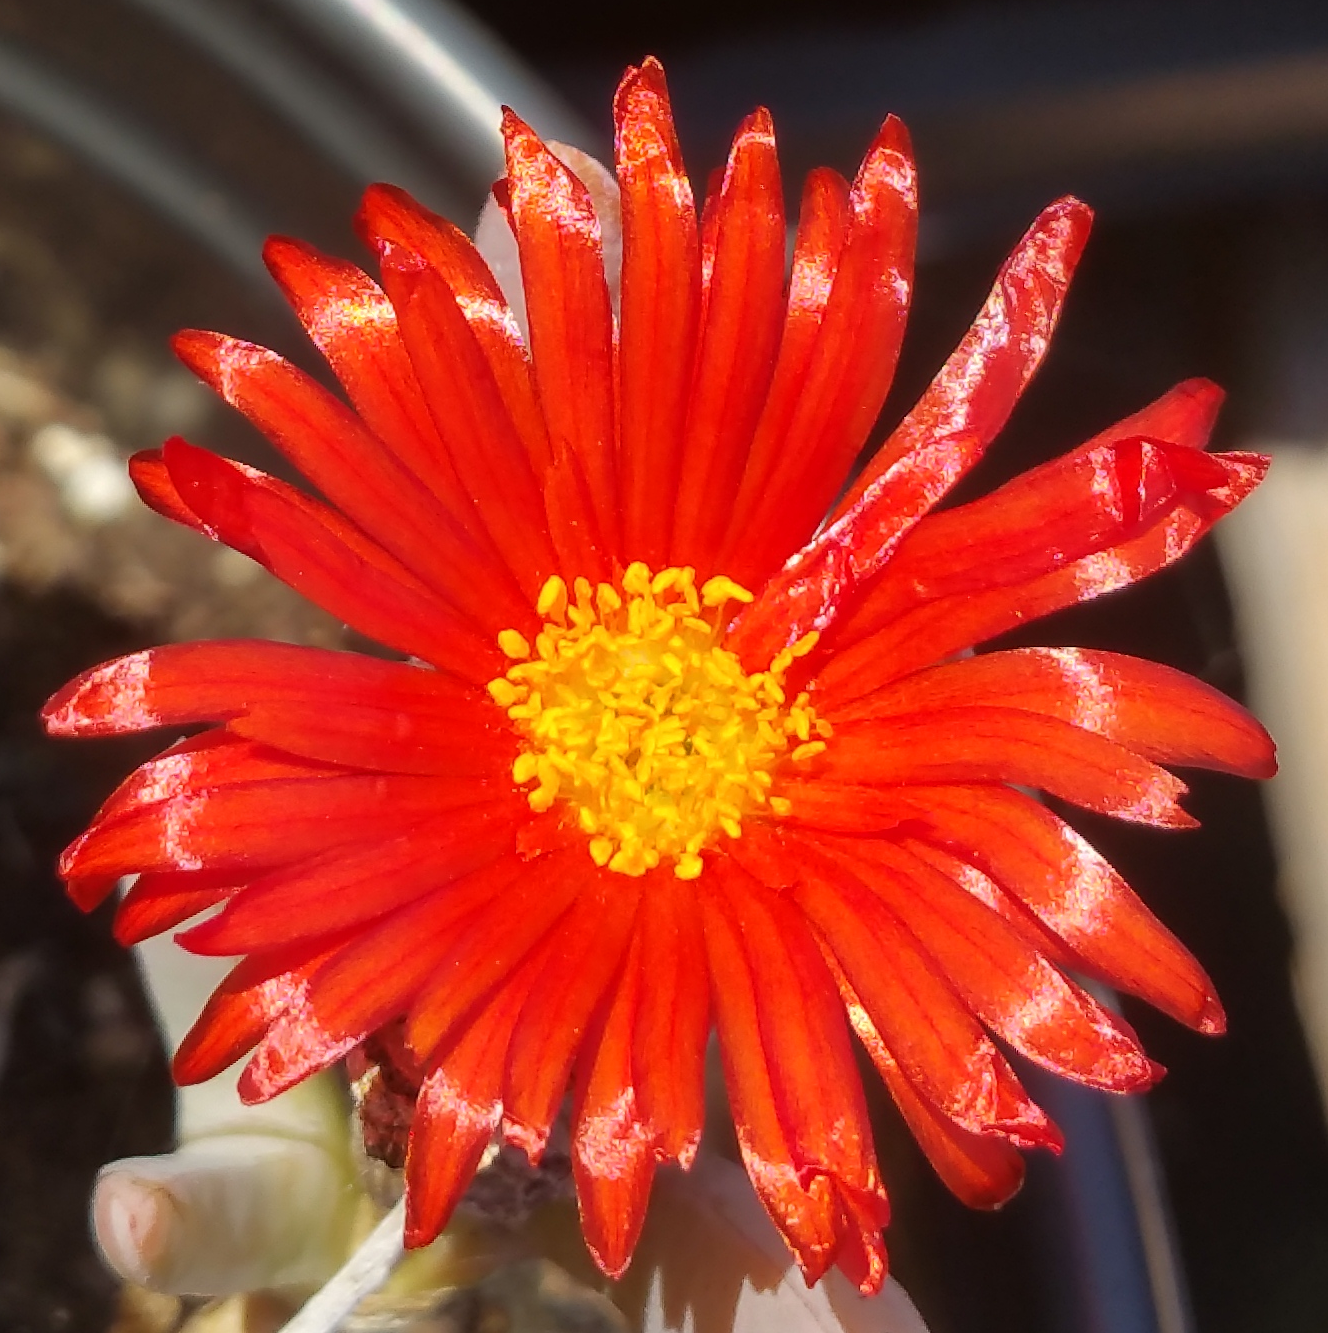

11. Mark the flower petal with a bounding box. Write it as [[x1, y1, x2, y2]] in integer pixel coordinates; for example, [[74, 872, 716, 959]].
[[633, 879, 710, 1166], [130, 440, 505, 678], [724, 117, 918, 586], [832, 646, 1275, 778], [355, 182, 553, 478], [811, 708, 1195, 827], [865, 784, 1225, 1034], [114, 869, 242, 946], [262, 235, 489, 544], [832, 196, 1093, 522], [302, 856, 528, 1042], [373, 247, 560, 603], [703, 858, 890, 1293], [820, 423, 1268, 688], [172, 330, 529, 632], [571, 925, 657, 1278], [502, 871, 641, 1159], [614, 59, 701, 567], [815, 835, 1160, 1092], [404, 961, 540, 1248], [744, 829, 1057, 1146], [837, 980, 1028, 1209], [177, 801, 524, 955], [503, 110, 620, 556], [61, 772, 502, 894], [44, 636, 508, 771], [171, 933, 354, 1086], [404, 849, 584, 1064], [670, 108, 785, 574]]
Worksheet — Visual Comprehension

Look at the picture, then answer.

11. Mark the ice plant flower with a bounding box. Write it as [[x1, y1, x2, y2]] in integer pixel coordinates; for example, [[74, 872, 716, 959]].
[[43, 58, 1274, 1296]]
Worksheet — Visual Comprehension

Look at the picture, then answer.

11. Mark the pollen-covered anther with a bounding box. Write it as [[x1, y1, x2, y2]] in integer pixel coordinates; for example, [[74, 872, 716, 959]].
[[488, 563, 831, 878]]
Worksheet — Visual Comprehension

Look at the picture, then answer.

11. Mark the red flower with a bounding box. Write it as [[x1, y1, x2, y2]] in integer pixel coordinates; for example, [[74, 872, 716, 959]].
[[44, 58, 1274, 1295]]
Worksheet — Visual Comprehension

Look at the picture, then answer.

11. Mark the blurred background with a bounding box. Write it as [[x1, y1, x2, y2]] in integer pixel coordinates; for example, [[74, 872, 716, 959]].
[[1, 1, 1326, 1330]]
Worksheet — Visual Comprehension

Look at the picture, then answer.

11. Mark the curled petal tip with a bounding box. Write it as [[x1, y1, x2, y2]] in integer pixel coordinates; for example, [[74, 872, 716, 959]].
[[1198, 998, 1228, 1037]]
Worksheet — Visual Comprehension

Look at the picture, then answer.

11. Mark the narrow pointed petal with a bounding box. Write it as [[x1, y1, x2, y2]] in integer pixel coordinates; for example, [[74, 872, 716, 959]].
[[725, 118, 918, 586], [262, 236, 487, 540], [704, 858, 890, 1292], [114, 869, 241, 946], [404, 850, 583, 1064], [172, 330, 529, 631], [177, 801, 523, 955], [614, 59, 701, 566], [502, 873, 641, 1159], [374, 250, 560, 603], [43, 636, 508, 771], [62, 772, 503, 894], [404, 964, 540, 1248], [633, 879, 709, 1165], [302, 857, 527, 1044], [812, 709, 1195, 827], [840, 981, 1028, 1208], [833, 196, 1093, 521], [821, 428, 1267, 688], [721, 165, 849, 537], [872, 784, 1226, 1034], [171, 934, 353, 1086], [355, 183, 554, 478], [129, 441, 506, 678], [821, 836, 1160, 1091], [834, 647, 1275, 777], [571, 927, 656, 1277], [670, 108, 785, 573], [503, 111, 620, 556], [727, 429, 984, 665], [745, 830, 1057, 1146]]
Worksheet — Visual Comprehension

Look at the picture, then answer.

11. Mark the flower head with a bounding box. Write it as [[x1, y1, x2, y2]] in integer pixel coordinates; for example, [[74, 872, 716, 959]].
[[44, 58, 1274, 1295]]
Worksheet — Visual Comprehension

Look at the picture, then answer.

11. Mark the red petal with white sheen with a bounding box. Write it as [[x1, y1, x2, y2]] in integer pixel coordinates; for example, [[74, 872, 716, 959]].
[[172, 932, 354, 1085], [177, 800, 524, 954], [832, 197, 1093, 522], [44, 637, 506, 767], [62, 772, 505, 893], [820, 429, 1267, 689], [727, 429, 985, 666], [262, 236, 487, 544], [812, 708, 1195, 827], [833, 647, 1275, 777], [670, 108, 785, 573], [717, 166, 847, 561], [571, 925, 657, 1277], [114, 868, 241, 945], [870, 784, 1225, 1033], [632, 878, 709, 1165], [303, 857, 528, 1046], [172, 330, 528, 634], [614, 59, 701, 567], [374, 252, 559, 602], [134, 440, 505, 678], [404, 964, 539, 1248], [748, 830, 1057, 1145], [703, 858, 890, 1292], [404, 850, 585, 1063], [502, 873, 641, 1159], [724, 117, 918, 587], [857, 1001, 1027, 1208], [355, 183, 554, 478], [503, 111, 619, 556], [817, 836, 1160, 1091]]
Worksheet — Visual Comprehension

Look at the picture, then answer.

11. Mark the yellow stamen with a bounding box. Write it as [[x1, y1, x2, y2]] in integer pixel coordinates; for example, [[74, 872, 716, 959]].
[[489, 564, 828, 879]]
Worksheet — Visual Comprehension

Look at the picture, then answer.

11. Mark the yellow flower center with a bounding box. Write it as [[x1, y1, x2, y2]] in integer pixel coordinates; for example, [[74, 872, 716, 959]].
[[487, 562, 831, 879]]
